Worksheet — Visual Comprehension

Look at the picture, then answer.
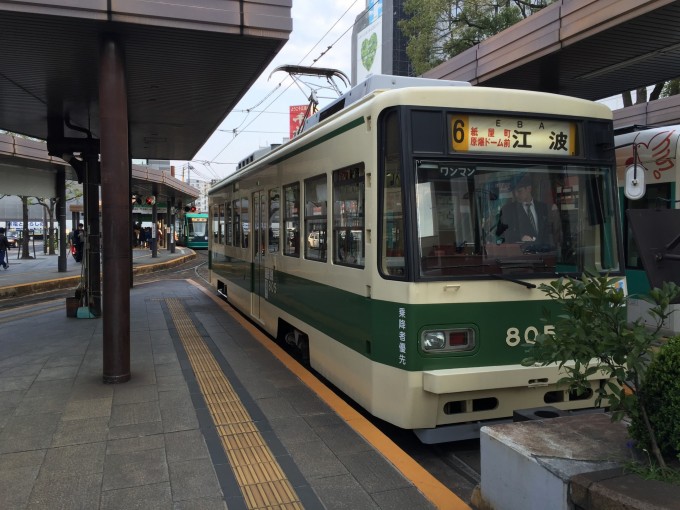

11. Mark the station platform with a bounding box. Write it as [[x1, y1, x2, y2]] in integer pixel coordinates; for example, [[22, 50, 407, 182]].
[[0, 245, 196, 300], [0, 251, 466, 509]]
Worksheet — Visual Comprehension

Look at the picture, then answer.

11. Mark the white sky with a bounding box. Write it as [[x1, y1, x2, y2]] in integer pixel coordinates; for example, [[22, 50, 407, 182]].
[[173, 0, 367, 183]]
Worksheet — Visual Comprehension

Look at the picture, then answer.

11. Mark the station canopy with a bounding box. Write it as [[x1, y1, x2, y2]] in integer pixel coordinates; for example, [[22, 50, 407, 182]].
[[424, 0, 680, 102], [0, 1, 292, 161]]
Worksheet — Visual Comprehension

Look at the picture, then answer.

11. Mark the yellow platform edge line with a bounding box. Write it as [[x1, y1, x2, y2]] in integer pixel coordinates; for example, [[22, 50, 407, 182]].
[[189, 280, 471, 510]]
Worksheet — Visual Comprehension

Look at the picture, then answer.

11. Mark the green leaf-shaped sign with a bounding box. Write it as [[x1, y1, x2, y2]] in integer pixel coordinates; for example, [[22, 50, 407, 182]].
[[361, 33, 378, 71]]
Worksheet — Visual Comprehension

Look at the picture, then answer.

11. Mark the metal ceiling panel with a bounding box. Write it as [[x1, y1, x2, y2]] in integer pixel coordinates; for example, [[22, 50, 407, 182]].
[[0, 0, 291, 160]]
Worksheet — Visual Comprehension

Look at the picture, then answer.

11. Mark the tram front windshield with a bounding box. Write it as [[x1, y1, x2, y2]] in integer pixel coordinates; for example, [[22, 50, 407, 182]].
[[411, 161, 619, 278], [189, 218, 207, 237]]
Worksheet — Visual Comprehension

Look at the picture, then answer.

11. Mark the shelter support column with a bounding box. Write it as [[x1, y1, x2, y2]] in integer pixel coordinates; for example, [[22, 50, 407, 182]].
[[57, 166, 67, 272], [100, 37, 131, 384]]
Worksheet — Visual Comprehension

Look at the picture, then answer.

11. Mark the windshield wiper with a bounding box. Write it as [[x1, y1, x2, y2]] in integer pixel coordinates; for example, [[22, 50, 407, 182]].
[[496, 258, 545, 267], [489, 273, 537, 289]]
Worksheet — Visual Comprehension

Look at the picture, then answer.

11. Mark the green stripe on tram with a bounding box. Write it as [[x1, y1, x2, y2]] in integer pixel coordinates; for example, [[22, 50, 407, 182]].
[[269, 116, 365, 165], [212, 264, 556, 372]]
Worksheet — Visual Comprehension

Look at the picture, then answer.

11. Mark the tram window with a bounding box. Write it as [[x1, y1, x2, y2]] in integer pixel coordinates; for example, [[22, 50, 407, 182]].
[[380, 109, 406, 278], [269, 188, 280, 253], [305, 174, 327, 262], [283, 182, 300, 257], [210, 205, 215, 243], [232, 198, 241, 247], [213, 205, 218, 243], [226, 199, 233, 246], [333, 164, 365, 268], [212, 205, 219, 244], [241, 197, 249, 248], [218, 204, 224, 244], [210, 205, 216, 243]]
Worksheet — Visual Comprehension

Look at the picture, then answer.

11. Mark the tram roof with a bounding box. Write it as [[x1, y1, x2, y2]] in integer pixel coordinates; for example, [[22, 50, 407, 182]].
[[0, 1, 291, 161]]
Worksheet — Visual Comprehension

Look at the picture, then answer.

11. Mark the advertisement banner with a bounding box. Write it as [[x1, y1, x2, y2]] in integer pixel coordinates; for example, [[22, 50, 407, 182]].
[[290, 105, 312, 138], [356, 19, 382, 83]]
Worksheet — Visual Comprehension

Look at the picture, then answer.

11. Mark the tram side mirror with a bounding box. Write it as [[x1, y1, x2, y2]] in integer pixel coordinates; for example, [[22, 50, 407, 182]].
[[624, 164, 646, 200]]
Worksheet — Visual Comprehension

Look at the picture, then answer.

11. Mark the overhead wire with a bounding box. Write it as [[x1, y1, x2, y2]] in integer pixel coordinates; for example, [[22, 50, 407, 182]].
[[208, 0, 375, 170]]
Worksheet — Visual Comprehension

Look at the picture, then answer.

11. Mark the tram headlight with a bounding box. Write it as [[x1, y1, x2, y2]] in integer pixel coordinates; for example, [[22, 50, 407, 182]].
[[421, 328, 475, 353], [422, 332, 446, 350]]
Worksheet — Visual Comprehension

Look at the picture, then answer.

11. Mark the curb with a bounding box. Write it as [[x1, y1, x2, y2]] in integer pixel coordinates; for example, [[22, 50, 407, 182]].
[[0, 252, 196, 300], [570, 468, 680, 510], [132, 252, 196, 276]]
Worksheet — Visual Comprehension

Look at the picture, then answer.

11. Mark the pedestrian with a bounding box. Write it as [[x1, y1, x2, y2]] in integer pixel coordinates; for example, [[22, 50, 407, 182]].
[[68, 228, 75, 256], [138, 226, 146, 248], [0, 227, 11, 270], [145, 226, 153, 250], [74, 223, 85, 262]]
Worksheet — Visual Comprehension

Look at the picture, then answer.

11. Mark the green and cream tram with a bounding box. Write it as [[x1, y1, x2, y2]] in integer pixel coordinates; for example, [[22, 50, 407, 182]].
[[208, 76, 624, 442]]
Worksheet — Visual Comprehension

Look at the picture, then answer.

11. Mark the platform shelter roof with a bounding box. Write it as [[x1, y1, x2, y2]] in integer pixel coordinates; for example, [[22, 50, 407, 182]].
[[424, 0, 680, 103], [0, 1, 292, 160], [0, 133, 199, 204]]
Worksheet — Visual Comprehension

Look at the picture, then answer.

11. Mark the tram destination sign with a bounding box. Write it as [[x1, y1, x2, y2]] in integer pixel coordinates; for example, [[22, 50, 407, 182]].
[[449, 115, 576, 156]]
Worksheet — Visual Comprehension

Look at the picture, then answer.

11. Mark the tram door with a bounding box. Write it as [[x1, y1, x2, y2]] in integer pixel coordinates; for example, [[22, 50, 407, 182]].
[[252, 190, 266, 320]]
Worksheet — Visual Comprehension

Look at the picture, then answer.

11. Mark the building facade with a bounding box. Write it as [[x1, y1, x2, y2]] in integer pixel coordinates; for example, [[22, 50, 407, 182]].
[[351, 0, 414, 85]]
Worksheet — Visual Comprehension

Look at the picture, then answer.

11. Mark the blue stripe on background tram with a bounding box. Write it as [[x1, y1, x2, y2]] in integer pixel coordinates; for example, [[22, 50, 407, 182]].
[[178, 211, 209, 249]]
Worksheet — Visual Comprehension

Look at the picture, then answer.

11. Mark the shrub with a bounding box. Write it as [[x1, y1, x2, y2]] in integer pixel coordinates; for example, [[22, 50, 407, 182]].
[[522, 275, 680, 468], [630, 336, 680, 460]]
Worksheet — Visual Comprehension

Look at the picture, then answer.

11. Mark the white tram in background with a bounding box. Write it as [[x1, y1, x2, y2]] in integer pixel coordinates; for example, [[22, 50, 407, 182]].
[[616, 124, 680, 335], [208, 75, 624, 442]]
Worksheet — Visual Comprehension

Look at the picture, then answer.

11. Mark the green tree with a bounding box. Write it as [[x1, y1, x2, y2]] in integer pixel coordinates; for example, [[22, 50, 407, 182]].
[[661, 78, 680, 98], [29, 182, 83, 255], [31, 197, 57, 255], [399, 0, 555, 75]]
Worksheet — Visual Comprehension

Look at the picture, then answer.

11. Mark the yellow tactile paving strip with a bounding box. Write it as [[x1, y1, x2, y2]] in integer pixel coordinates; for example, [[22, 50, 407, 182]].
[[165, 298, 303, 510], [189, 280, 470, 510]]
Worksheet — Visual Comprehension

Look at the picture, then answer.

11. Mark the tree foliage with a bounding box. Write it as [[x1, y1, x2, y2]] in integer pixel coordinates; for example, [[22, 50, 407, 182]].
[[399, 0, 556, 75], [630, 336, 680, 463]]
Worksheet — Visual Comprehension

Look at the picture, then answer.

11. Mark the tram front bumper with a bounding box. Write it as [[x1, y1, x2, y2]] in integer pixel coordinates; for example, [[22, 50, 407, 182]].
[[422, 362, 605, 394]]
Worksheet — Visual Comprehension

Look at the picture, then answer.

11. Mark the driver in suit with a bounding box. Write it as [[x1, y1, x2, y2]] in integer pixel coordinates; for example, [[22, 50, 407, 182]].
[[496, 174, 556, 245]]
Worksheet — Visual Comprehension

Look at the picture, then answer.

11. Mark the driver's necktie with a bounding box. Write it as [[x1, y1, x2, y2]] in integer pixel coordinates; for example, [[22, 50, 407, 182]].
[[525, 203, 537, 236]]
